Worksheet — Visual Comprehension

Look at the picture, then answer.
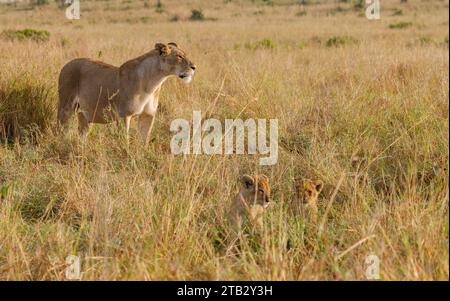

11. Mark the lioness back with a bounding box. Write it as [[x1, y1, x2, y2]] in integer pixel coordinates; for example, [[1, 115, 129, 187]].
[[58, 58, 120, 124]]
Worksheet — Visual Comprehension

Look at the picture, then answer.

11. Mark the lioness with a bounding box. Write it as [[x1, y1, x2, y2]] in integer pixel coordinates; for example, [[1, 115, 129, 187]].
[[229, 174, 271, 230], [57, 42, 196, 143]]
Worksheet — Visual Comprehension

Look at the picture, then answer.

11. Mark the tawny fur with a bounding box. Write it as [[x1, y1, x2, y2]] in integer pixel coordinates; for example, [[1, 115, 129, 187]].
[[57, 42, 196, 144], [229, 174, 271, 230], [291, 179, 323, 221]]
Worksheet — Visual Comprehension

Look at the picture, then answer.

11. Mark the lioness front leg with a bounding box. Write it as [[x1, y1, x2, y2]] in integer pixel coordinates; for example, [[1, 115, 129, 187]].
[[124, 115, 132, 143], [138, 113, 155, 145]]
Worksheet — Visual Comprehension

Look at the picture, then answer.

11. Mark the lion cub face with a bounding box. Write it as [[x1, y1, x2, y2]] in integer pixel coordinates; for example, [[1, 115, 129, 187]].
[[239, 174, 271, 209], [294, 179, 323, 208], [155, 42, 196, 84], [231, 174, 271, 229]]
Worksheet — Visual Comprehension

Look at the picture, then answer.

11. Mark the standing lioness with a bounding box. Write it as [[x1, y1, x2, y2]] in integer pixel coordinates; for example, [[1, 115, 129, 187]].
[[57, 42, 196, 143]]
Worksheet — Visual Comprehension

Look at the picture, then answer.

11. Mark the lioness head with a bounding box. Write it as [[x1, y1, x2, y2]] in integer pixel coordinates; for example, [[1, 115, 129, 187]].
[[294, 179, 323, 207], [240, 174, 271, 209], [155, 42, 196, 84]]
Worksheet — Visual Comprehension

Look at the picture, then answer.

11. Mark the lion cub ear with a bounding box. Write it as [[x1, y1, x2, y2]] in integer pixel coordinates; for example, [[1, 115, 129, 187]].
[[259, 174, 269, 183], [303, 179, 312, 190], [155, 43, 171, 56], [168, 42, 179, 48], [314, 180, 323, 193], [241, 174, 255, 189]]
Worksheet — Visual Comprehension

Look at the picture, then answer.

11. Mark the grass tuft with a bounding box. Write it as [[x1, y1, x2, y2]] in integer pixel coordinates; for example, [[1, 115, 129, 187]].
[[190, 9, 205, 21], [326, 35, 358, 47], [389, 21, 413, 29], [1, 28, 50, 42], [0, 75, 55, 143]]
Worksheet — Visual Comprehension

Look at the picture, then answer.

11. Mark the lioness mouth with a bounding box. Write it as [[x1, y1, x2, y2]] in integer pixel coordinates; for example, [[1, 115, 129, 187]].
[[178, 73, 192, 84]]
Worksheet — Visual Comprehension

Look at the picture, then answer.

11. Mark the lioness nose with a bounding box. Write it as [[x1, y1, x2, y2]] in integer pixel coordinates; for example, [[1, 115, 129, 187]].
[[190, 65, 196, 71]]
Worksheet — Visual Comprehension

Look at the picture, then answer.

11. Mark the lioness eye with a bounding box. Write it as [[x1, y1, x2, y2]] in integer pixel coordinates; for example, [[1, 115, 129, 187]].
[[258, 189, 264, 193]]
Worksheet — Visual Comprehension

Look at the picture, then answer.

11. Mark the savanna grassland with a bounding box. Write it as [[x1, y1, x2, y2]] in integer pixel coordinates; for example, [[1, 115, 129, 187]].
[[0, 0, 448, 280]]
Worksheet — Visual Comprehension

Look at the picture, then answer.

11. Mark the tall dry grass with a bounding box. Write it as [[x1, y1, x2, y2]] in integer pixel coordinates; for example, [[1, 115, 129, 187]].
[[0, 0, 448, 280]]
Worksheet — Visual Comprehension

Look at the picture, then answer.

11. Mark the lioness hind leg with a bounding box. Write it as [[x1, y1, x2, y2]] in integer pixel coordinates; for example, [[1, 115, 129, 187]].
[[77, 112, 90, 137], [138, 114, 155, 145], [57, 104, 74, 132]]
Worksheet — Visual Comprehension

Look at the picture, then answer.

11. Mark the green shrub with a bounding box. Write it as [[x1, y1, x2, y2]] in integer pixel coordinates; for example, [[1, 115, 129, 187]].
[[1, 28, 50, 42], [418, 36, 434, 45], [155, 0, 164, 13], [389, 21, 413, 29], [140, 16, 151, 23], [245, 38, 276, 50], [190, 9, 205, 21], [326, 35, 358, 47], [60, 36, 70, 47]]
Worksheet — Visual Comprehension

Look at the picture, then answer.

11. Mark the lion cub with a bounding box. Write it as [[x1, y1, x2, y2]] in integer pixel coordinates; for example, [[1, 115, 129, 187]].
[[229, 174, 271, 230], [291, 179, 323, 220]]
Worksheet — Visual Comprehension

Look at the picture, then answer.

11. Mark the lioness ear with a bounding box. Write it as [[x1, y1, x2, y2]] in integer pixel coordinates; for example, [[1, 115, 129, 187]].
[[168, 42, 179, 48], [155, 43, 170, 56], [315, 180, 323, 193], [241, 174, 254, 189]]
